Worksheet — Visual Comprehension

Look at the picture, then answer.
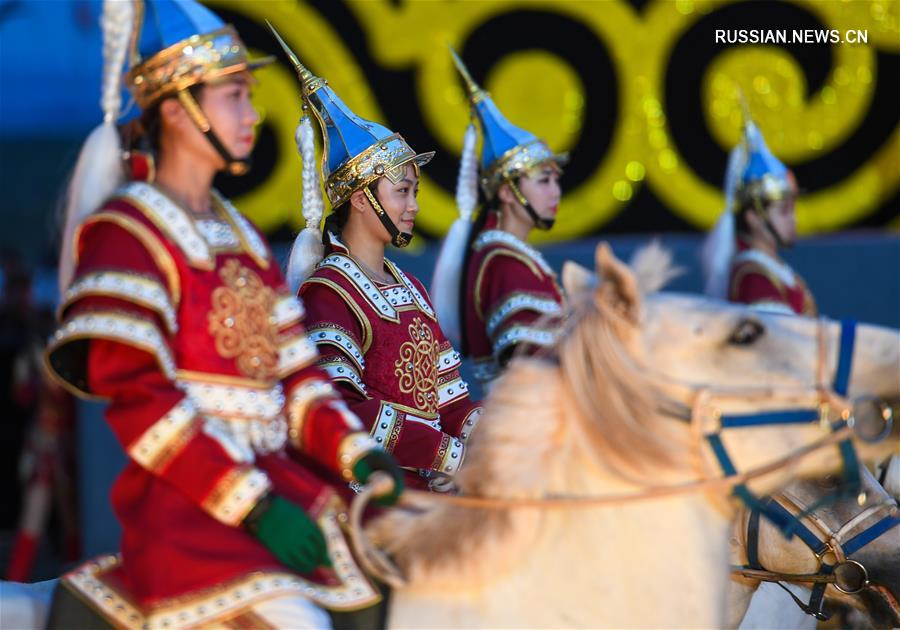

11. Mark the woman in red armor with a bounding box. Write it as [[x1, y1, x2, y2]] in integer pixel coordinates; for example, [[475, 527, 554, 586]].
[[44, 2, 401, 627], [271, 30, 483, 494]]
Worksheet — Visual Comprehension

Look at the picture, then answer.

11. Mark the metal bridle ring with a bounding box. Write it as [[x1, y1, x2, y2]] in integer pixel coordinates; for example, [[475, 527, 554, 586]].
[[849, 396, 893, 444], [833, 559, 869, 594]]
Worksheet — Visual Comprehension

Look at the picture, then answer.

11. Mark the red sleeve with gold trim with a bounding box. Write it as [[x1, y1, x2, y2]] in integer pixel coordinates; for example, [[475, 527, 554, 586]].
[[478, 250, 563, 366], [275, 311, 375, 483], [300, 280, 465, 480], [728, 262, 795, 315], [49, 220, 270, 526]]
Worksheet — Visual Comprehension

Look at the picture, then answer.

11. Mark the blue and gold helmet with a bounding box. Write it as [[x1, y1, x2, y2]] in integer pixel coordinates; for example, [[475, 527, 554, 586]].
[[731, 121, 797, 212], [450, 48, 566, 200], [268, 26, 433, 209], [127, 0, 273, 109]]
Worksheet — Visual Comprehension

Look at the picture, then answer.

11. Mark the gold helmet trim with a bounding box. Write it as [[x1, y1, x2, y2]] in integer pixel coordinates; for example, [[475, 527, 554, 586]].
[[127, 25, 273, 108]]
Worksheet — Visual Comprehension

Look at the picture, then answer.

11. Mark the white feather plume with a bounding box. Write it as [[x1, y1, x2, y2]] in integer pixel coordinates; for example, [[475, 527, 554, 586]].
[[431, 122, 479, 347], [286, 114, 325, 293], [455, 122, 479, 222], [701, 126, 749, 299], [59, 0, 133, 291]]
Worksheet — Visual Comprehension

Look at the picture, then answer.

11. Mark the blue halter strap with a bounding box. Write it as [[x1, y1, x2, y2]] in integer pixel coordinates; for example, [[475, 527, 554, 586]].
[[704, 319, 861, 534]]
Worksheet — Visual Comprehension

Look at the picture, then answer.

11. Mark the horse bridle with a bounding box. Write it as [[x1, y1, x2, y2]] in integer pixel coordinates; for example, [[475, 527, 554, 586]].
[[348, 318, 893, 590], [686, 317, 896, 620], [735, 488, 899, 620]]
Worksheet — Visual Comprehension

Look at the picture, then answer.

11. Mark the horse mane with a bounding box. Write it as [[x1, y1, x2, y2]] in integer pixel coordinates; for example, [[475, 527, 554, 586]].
[[370, 241, 689, 576]]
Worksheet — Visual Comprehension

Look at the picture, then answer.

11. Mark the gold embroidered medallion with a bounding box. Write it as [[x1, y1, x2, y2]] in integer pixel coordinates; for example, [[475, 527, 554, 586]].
[[208, 260, 279, 380], [394, 317, 440, 414]]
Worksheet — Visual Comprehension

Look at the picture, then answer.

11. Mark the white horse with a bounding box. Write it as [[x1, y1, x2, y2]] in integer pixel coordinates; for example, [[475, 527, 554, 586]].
[[3, 243, 898, 629], [369, 242, 899, 629], [730, 463, 899, 629]]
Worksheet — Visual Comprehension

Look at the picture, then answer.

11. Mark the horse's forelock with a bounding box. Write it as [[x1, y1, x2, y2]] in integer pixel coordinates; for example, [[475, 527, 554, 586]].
[[628, 240, 683, 295], [558, 291, 690, 480]]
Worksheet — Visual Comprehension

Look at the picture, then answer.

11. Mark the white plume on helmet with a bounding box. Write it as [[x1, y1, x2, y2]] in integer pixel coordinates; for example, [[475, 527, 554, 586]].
[[286, 113, 326, 293], [58, 0, 133, 291], [431, 121, 479, 347]]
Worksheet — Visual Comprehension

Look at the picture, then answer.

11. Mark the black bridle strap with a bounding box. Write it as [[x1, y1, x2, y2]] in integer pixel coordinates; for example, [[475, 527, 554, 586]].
[[746, 506, 762, 569]]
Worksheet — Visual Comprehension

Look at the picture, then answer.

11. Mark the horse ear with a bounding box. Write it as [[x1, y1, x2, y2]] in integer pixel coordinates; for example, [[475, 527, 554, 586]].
[[562, 261, 595, 297], [595, 242, 641, 322]]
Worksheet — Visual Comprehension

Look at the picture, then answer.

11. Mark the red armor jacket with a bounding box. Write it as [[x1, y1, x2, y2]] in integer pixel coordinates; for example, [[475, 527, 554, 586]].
[[46, 183, 381, 624], [300, 236, 483, 491], [464, 227, 565, 386], [729, 242, 817, 316]]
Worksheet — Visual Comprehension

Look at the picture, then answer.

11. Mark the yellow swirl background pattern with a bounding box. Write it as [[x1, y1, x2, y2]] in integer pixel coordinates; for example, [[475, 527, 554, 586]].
[[209, 0, 899, 243]]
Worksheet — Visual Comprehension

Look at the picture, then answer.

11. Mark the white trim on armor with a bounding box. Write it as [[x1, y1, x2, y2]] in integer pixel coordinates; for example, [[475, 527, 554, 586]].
[[459, 407, 483, 443], [272, 295, 305, 329], [127, 398, 197, 471], [319, 254, 398, 320], [119, 182, 213, 268], [437, 346, 462, 374], [61, 504, 380, 627], [195, 218, 239, 249], [176, 380, 285, 421], [51, 311, 176, 379], [371, 403, 399, 448], [493, 324, 557, 359], [385, 259, 436, 320], [320, 359, 368, 396], [202, 467, 272, 526], [317, 253, 435, 322], [277, 334, 319, 377], [308, 326, 366, 373], [214, 191, 271, 268], [474, 229, 554, 276], [286, 379, 339, 446], [202, 415, 287, 457], [733, 249, 798, 288], [381, 284, 416, 309], [486, 292, 562, 338], [437, 376, 469, 407], [62, 271, 178, 333], [437, 436, 465, 476]]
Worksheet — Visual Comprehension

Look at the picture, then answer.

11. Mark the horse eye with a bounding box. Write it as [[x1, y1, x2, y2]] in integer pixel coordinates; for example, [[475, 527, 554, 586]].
[[729, 318, 765, 345]]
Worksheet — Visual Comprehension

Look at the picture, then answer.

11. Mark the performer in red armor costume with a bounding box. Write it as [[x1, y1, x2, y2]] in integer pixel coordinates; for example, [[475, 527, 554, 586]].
[[44, 2, 402, 627], [271, 31, 483, 493], [431, 50, 568, 389], [703, 113, 816, 316]]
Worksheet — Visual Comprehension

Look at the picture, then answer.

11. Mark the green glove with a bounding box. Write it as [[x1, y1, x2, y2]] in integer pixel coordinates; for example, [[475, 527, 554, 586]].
[[352, 449, 405, 506], [244, 494, 331, 573]]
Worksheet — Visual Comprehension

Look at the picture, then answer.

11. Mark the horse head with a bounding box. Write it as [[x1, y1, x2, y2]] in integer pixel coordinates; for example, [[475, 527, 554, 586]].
[[561, 241, 898, 498]]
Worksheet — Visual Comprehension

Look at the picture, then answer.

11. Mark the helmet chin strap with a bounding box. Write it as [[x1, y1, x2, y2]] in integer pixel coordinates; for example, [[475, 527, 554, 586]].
[[505, 176, 554, 231], [177, 90, 251, 176], [750, 200, 790, 249], [363, 186, 413, 248]]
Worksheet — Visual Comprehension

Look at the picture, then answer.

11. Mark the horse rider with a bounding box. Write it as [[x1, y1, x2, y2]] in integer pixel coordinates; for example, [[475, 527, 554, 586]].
[[44, 1, 402, 626], [703, 112, 816, 316], [273, 31, 484, 493], [431, 49, 568, 390]]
